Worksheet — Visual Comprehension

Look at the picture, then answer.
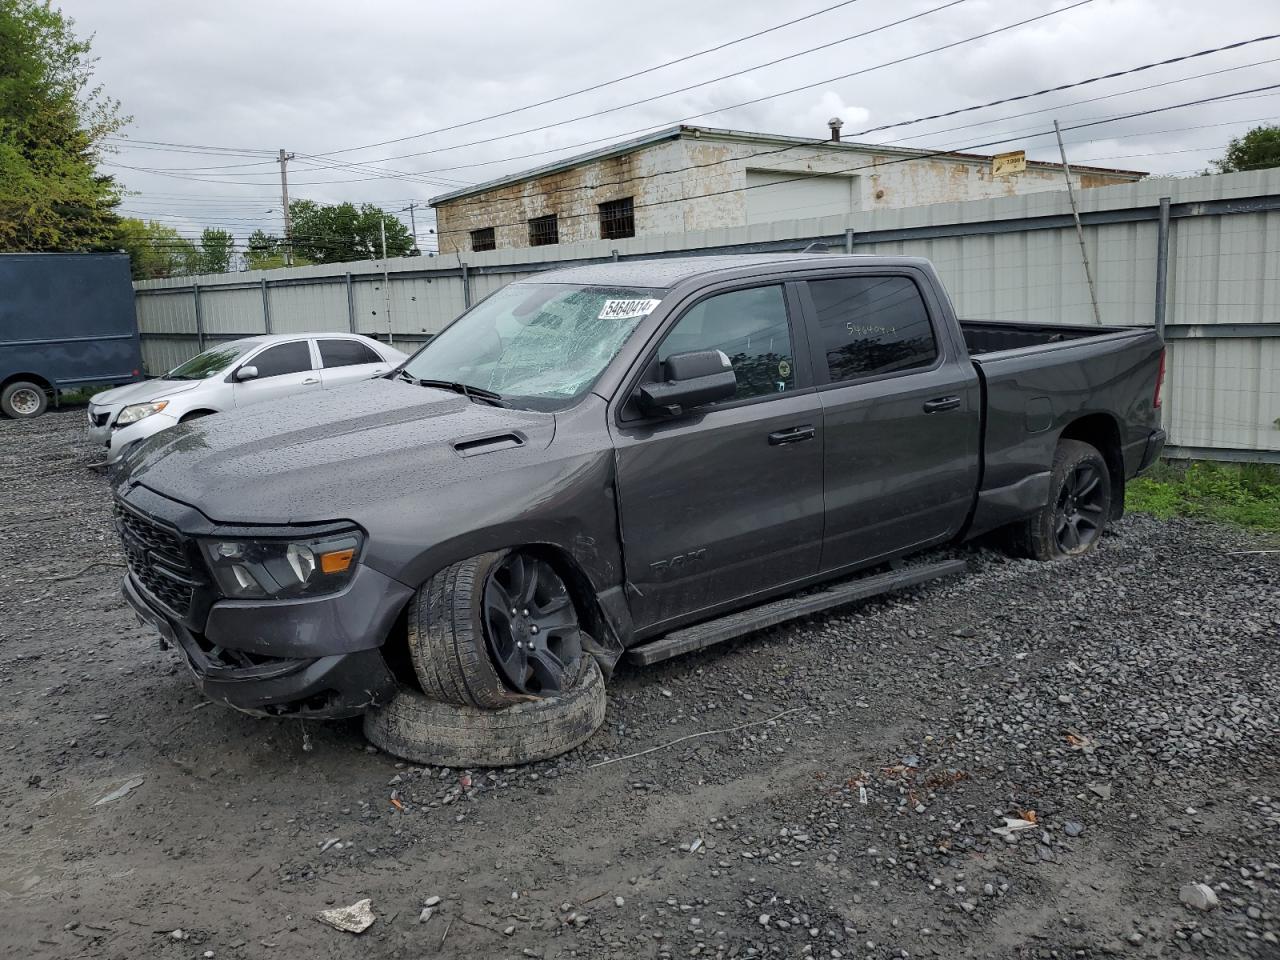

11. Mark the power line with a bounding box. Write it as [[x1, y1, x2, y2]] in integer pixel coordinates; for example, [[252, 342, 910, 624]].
[[855, 33, 1279, 138], [879, 54, 1280, 146], [112, 0, 1083, 189], [316, 0, 873, 158], [115, 0, 967, 182], [420, 46, 1280, 216], [312, 0, 1086, 171]]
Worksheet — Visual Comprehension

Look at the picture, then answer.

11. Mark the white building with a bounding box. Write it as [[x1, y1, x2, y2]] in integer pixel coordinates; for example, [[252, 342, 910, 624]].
[[432, 123, 1144, 255]]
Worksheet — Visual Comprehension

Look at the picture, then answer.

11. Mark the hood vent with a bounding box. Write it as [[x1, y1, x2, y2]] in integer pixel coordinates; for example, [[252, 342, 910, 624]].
[[452, 432, 525, 457]]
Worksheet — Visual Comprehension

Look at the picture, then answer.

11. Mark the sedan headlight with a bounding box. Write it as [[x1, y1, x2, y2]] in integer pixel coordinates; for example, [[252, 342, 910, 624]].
[[200, 530, 363, 599], [116, 400, 169, 426]]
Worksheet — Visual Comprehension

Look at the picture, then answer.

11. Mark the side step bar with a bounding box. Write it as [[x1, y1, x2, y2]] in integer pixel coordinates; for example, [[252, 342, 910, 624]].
[[626, 558, 968, 667]]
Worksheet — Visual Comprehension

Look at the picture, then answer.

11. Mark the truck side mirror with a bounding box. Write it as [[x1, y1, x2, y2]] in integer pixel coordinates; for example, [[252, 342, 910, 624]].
[[638, 349, 737, 417], [234, 365, 259, 382]]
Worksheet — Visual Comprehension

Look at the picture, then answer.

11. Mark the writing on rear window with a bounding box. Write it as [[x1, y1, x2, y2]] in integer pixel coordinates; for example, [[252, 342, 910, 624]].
[[598, 298, 661, 320]]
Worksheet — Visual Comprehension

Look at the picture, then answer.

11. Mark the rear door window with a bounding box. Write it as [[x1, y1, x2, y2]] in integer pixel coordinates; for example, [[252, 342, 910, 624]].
[[806, 276, 938, 382], [319, 338, 382, 368], [248, 341, 313, 378], [657, 285, 796, 401]]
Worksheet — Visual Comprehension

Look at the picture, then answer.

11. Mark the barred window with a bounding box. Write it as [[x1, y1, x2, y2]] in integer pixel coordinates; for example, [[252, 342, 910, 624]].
[[528, 214, 559, 247], [599, 197, 635, 240], [470, 227, 495, 252]]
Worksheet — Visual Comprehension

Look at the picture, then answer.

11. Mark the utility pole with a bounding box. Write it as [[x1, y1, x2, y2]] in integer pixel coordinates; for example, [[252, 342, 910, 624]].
[[1054, 120, 1102, 325], [380, 217, 393, 346], [401, 202, 419, 253], [277, 148, 295, 266]]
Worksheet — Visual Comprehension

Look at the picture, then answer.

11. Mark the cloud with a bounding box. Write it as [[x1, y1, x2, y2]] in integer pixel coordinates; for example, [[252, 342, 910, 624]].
[[61, 0, 1280, 249]]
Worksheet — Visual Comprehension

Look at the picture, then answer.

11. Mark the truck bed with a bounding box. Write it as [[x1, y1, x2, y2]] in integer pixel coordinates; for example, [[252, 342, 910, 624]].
[[958, 317, 1165, 538], [959, 318, 1136, 357]]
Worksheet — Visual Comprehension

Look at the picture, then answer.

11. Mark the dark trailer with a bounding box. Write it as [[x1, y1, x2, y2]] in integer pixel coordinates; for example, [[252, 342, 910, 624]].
[[0, 252, 143, 419]]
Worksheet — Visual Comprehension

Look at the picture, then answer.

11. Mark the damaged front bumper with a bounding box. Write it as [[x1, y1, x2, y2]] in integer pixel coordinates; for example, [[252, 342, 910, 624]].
[[122, 563, 409, 719]]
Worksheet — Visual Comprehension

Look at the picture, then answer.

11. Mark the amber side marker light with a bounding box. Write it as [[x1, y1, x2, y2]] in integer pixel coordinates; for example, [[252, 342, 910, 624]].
[[320, 548, 356, 575]]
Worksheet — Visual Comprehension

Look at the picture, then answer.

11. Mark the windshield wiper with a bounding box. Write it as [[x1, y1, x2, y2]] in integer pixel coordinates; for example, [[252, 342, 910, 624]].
[[413, 378, 507, 407]]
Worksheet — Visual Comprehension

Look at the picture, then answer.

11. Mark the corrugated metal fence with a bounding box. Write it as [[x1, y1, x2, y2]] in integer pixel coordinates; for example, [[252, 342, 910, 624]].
[[134, 168, 1280, 461]]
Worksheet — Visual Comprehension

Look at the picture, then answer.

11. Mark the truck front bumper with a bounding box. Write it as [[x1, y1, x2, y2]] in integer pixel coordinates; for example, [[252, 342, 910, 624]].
[[122, 563, 410, 719]]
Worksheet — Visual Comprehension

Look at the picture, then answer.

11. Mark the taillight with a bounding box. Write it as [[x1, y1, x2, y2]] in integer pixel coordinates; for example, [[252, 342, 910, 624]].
[[1153, 349, 1166, 409]]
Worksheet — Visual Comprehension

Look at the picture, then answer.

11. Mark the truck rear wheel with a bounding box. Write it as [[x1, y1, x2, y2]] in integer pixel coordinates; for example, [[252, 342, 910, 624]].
[[407, 550, 584, 709], [1011, 439, 1112, 561], [1, 381, 48, 419], [364, 656, 606, 767]]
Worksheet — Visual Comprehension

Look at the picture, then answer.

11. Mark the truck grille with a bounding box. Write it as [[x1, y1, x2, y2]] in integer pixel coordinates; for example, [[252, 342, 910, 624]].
[[113, 500, 199, 618]]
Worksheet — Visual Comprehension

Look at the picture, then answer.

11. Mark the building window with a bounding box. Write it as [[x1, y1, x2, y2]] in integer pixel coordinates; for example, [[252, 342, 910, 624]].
[[470, 227, 495, 252], [528, 214, 558, 247], [598, 197, 635, 239]]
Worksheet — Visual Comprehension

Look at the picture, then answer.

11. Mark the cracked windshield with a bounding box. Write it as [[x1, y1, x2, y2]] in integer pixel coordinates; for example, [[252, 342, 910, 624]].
[[401, 283, 664, 409]]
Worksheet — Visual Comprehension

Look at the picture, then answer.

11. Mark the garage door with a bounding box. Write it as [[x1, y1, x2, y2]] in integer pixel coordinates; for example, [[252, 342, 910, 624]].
[[744, 170, 859, 224]]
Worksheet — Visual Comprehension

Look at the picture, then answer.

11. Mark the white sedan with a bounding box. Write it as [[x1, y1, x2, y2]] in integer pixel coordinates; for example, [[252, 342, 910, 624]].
[[87, 333, 409, 463]]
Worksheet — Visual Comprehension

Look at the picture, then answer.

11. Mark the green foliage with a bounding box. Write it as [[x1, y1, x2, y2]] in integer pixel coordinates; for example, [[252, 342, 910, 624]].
[[1126, 460, 1280, 531], [1209, 124, 1280, 174], [112, 217, 197, 279], [244, 228, 311, 270], [0, 0, 127, 250], [288, 200, 413, 263], [198, 227, 234, 273]]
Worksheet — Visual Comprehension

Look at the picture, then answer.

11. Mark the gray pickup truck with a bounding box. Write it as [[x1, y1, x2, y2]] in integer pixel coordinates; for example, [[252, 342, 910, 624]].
[[112, 254, 1165, 723]]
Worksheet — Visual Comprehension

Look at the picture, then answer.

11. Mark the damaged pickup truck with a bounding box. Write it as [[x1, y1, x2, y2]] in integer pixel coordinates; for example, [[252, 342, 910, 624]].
[[112, 254, 1165, 736]]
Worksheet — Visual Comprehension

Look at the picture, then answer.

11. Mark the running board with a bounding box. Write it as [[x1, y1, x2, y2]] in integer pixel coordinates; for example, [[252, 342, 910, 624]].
[[626, 558, 968, 667]]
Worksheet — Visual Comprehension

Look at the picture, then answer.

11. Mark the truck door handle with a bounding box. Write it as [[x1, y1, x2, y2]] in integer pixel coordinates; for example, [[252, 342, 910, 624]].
[[768, 425, 815, 445], [922, 396, 961, 413]]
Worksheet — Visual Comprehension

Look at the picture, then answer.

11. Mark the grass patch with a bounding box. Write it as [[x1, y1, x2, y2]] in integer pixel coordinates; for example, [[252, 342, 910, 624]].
[[1126, 459, 1280, 531]]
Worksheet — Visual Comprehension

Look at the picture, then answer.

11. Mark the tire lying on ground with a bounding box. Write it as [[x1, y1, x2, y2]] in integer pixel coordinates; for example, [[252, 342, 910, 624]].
[[363, 656, 606, 767]]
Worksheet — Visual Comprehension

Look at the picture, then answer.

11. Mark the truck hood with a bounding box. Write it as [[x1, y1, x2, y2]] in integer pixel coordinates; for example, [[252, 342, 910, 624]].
[[92, 378, 205, 408], [118, 378, 556, 525]]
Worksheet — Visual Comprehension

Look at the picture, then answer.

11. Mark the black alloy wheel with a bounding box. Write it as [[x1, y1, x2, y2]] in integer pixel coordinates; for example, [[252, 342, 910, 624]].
[[1055, 460, 1107, 553], [482, 553, 582, 696]]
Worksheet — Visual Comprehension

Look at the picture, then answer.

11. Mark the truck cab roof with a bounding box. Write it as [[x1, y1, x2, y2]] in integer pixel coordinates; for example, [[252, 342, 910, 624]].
[[532, 254, 934, 289]]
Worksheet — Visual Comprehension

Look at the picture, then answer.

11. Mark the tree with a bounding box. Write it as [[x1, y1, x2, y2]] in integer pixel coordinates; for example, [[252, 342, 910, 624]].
[[1209, 124, 1280, 174], [0, 0, 127, 250], [197, 227, 234, 273], [112, 218, 198, 279], [289, 200, 413, 264], [244, 228, 311, 270]]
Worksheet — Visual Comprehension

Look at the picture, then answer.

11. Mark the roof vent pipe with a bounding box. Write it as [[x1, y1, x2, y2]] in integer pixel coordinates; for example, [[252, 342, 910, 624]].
[[828, 117, 843, 143]]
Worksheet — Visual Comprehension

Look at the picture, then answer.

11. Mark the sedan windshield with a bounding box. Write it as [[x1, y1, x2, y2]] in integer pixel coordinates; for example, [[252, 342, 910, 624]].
[[165, 342, 258, 380], [400, 284, 665, 410]]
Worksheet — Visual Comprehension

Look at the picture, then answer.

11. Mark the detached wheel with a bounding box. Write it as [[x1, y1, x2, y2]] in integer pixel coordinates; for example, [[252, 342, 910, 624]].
[[1, 381, 48, 419], [364, 656, 606, 767], [1012, 439, 1112, 560], [408, 550, 584, 709]]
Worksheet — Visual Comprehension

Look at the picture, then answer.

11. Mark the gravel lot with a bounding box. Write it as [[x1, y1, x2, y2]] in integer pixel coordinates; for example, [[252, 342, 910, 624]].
[[2, 409, 1278, 960]]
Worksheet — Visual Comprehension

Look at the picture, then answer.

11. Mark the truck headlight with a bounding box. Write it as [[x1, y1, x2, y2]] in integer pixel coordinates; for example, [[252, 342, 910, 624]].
[[116, 400, 169, 426], [200, 531, 362, 599]]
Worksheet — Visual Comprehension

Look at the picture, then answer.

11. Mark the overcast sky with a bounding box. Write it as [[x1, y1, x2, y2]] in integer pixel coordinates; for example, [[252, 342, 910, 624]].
[[61, 0, 1280, 252]]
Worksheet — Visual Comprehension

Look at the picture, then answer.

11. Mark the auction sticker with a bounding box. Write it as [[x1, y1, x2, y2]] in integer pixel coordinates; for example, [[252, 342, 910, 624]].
[[599, 298, 662, 320]]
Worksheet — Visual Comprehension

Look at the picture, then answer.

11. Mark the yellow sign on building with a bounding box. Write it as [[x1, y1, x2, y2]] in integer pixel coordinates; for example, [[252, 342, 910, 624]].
[[992, 150, 1027, 176]]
